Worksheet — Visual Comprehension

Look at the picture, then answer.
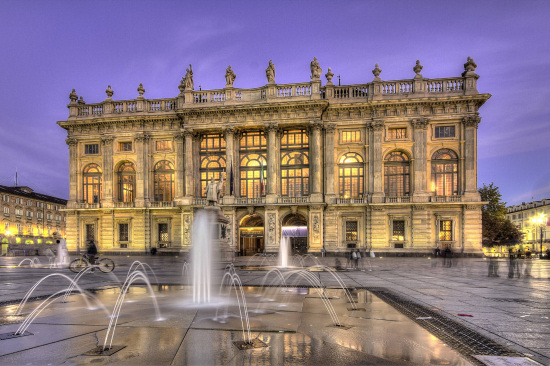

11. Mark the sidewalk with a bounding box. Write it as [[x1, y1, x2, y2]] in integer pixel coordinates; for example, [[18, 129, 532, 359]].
[[1, 255, 549, 365]]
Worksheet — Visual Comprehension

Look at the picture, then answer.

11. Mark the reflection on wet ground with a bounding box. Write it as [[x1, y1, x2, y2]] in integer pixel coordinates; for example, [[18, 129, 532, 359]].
[[0, 286, 471, 365]]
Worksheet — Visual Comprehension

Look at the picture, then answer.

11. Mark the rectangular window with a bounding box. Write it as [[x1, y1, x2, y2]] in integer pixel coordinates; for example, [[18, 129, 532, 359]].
[[388, 128, 407, 140], [15, 208, 22, 216], [26, 224, 32, 234], [435, 126, 455, 138], [55, 215, 60, 221], [4, 222, 9, 231], [15, 198, 22, 204], [27, 211, 33, 218], [156, 140, 173, 151], [345, 221, 358, 241], [85, 224, 95, 241], [119, 141, 132, 152], [342, 130, 361, 143], [439, 220, 453, 241], [3, 207, 9, 215], [2, 195, 8, 202], [47, 213, 52, 220], [85, 144, 99, 154], [17, 223, 22, 233], [119, 223, 129, 242], [27, 200, 32, 206], [158, 223, 169, 242], [392, 220, 405, 241], [37, 212, 43, 219], [36, 202, 43, 208]]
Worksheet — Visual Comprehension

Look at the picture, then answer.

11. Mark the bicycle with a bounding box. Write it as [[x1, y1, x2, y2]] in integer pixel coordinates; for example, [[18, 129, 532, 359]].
[[69, 254, 115, 273]]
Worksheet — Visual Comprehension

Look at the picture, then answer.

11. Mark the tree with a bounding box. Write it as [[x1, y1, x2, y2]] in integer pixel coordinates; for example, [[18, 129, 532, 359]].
[[479, 183, 523, 247]]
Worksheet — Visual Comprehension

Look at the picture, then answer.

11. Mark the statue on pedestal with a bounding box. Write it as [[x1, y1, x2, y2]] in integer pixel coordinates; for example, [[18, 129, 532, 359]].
[[310, 57, 322, 80], [225, 65, 236, 87], [205, 175, 224, 205], [184, 64, 194, 91], [265, 60, 275, 84]]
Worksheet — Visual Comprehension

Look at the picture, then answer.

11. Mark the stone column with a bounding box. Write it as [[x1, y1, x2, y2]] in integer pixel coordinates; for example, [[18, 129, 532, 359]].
[[224, 127, 235, 200], [324, 123, 336, 203], [266, 123, 279, 204], [370, 120, 385, 203], [66, 137, 78, 208], [310, 121, 323, 202], [174, 131, 185, 204], [183, 129, 194, 199], [101, 136, 114, 208], [463, 116, 481, 201], [193, 133, 201, 197], [411, 118, 429, 201]]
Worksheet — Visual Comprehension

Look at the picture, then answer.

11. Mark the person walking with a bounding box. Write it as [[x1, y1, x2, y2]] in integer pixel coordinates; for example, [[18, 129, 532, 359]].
[[355, 249, 361, 269], [351, 250, 357, 269]]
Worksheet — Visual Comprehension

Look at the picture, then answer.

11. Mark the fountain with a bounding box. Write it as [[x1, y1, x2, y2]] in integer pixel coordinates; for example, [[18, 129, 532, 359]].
[[279, 236, 290, 267], [55, 239, 70, 268]]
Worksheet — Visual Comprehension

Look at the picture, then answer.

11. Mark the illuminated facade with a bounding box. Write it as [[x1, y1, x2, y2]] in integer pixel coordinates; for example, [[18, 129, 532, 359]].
[[58, 58, 489, 256], [0, 185, 67, 255], [507, 199, 549, 252]]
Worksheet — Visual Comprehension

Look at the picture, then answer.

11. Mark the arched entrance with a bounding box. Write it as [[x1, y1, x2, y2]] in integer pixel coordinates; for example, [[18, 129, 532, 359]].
[[282, 213, 308, 255], [239, 214, 264, 256]]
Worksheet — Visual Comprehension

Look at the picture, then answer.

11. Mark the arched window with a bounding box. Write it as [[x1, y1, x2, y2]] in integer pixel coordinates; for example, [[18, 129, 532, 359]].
[[200, 134, 226, 198], [153, 161, 174, 202], [117, 162, 136, 202], [431, 149, 458, 196], [384, 151, 410, 197], [339, 153, 364, 198], [281, 129, 309, 197], [239, 131, 267, 198], [83, 163, 102, 204]]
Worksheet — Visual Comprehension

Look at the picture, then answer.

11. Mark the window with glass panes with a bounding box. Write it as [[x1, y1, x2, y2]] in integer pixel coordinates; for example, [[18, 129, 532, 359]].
[[281, 129, 309, 197], [119, 223, 129, 242], [435, 126, 455, 138], [153, 161, 174, 201], [339, 153, 364, 198], [85, 144, 99, 154], [392, 220, 405, 240], [117, 162, 136, 202], [200, 134, 226, 198], [158, 223, 169, 242], [431, 149, 458, 196], [118, 141, 132, 152], [384, 151, 410, 197], [156, 140, 172, 151], [388, 128, 407, 140], [342, 130, 361, 143], [239, 131, 267, 198], [439, 220, 453, 241], [83, 163, 102, 204], [345, 221, 358, 241]]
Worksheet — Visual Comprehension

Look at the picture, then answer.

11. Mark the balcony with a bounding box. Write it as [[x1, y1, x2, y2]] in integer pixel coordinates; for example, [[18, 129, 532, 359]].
[[430, 196, 463, 203], [277, 196, 310, 204], [336, 197, 366, 204], [236, 197, 266, 205], [149, 201, 175, 208], [114, 202, 135, 208], [384, 196, 411, 203], [76, 203, 101, 209]]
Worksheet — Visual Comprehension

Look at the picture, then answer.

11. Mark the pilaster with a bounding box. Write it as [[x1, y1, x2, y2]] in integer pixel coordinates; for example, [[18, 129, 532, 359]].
[[308, 205, 323, 252], [264, 208, 279, 253], [266, 123, 278, 203], [101, 136, 114, 208], [174, 131, 185, 204], [183, 129, 194, 199], [411, 118, 430, 201], [324, 123, 336, 203], [66, 138, 78, 208], [370, 120, 384, 203], [310, 121, 323, 202], [463, 115, 481, 201]]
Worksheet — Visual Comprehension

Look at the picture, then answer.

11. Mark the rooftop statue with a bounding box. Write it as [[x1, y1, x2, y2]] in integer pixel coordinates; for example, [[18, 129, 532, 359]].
[[225, 65, 236, 87], [184, 64, 194, 91], [310, 57, 322, 80], [265, 60, 275, 84]]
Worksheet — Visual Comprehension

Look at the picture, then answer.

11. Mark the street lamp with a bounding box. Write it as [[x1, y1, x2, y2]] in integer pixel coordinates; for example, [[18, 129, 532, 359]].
[[530, 214, 546, 258]]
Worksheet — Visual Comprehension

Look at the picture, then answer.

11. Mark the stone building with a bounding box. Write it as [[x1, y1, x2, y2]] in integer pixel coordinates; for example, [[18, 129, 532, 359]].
[[0, 185, 67, 255], [507, 199, 549, 253], [57, 58, 489, 256]]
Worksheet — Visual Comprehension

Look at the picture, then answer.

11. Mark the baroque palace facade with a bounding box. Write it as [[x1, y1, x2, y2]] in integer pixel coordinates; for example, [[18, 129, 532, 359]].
[[58, 57, 489, 256]]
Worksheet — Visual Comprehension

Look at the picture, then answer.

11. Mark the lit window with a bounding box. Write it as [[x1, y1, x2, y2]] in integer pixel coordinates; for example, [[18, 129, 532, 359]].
[[281, 130, 309, 197], [345, 221, 358, 241], [342, 130, 361, 143], [239, 131, 267, 198], [119, 142, 132, 152], [83, 163, 102, 204], [431, 149, 458, 196], [156, 140, 173, 151], [117, 162, 136, 203], [435, 126, 455, 138], [339, 153, 364, 198], [153, 161, 174, 202], [439, 220, 453, 241], [200, 134, 226, 198], [388, 128, 407, 140], [85, 144, 99, 154], [392, 220, 405, 240], [119, 223, 129, 242], [158, 223, 169, 242], [384, 151, 410, 197]]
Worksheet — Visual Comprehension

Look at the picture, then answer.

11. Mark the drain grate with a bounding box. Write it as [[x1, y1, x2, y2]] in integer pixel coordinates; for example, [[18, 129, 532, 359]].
[[489, 298, 532, 303], [366, 287, 523, 366]]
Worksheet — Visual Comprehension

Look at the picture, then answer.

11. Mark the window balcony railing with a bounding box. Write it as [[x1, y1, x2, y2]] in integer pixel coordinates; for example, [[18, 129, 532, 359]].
[[114, 202, 135, 208], [384, 196, 411, 203], [149, 201, 175, 208], [430, 195, 462, 203], [76, 203, 101, 209], [278, 196, 310, 204], [336, 197, 366, 204], [193, 198, 207, 206], [236, 197, 266, 205]]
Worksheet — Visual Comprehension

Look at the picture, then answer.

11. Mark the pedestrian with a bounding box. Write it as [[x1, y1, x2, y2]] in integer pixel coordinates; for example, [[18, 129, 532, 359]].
[[150, 247, 157, 255], [355, 249, 361, 269], [351, 250, 357, 269], [86, 240, 98, 265]]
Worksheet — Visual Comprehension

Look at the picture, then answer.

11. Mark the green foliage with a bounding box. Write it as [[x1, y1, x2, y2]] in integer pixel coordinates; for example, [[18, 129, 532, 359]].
[[479, 183, 523, 247], [479, 183, 507, 218]]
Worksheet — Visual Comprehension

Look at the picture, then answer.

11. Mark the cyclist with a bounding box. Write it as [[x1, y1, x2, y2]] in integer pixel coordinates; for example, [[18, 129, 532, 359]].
[[86, 240, 98, 265]]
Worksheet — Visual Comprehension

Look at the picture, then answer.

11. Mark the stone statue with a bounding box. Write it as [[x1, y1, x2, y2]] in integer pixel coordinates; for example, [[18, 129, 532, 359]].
[[265, 60, 275, 84], [310, 57, 322, 80], [205, 175, 224, 205], [225, 65, 236, 87], [184, 64, 194, 91]]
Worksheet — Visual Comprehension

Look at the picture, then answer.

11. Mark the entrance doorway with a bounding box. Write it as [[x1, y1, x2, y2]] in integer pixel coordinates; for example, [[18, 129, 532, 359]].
[[239, 214, 264, 256], [282, 213, 308, 255]]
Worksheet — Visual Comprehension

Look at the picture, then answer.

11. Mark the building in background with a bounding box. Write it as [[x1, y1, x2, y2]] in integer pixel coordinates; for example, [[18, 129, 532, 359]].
[[0, 185, 67, 256], [58, 57, 489, 256], [507, 199, 549, 254]]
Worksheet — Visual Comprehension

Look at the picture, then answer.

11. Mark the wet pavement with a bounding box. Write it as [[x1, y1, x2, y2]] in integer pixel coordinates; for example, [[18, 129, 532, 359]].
[[0, 255, 549, 365]]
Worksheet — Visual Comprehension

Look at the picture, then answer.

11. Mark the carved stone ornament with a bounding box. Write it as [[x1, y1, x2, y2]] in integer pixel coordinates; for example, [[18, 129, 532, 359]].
[[290, 205, 298, 215], [411, 118, 429, 130], [101, 136, 114, 145], [65, 137, 78, 146], [69, 89, 78, 103], [413, 60, 423, 77], [183, 128, 194, 138], [247, 206, 255, 216], [310, 57, 322, 80], [369, 120, 384, 131], [105, 85, 114, 99], [134, 132, 151, 142], [173, 131, 185, 140], [137, 83, 145, 97], [78, 96, 85, 104], [372, 63, 382, 81], [223, 126, 235, 137], [178, 77, 185, 94], [265, 122, 278, 133], [325, 67, 334, 85], [462, 115, 481, 129], [324, 123, 336, 133], [310, 120, 323, 132], [462, 56, 477, 76]]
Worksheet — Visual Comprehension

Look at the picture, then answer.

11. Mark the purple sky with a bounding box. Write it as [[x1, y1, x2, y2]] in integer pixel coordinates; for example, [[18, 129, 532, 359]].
[[1, 1, 549, 205]]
